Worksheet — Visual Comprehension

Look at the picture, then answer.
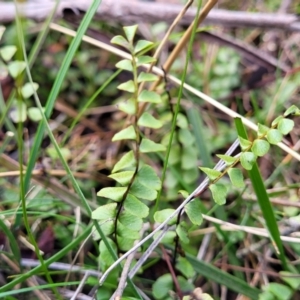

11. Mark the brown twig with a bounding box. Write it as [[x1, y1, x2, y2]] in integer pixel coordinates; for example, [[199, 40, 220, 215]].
[[138, 0, 218, 117], [1, 1, 300, 31], [161, 245, 183, 299]]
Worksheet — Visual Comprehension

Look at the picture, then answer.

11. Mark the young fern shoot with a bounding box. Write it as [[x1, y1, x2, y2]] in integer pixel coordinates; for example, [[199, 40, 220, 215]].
[[91, 25, 166, 270]]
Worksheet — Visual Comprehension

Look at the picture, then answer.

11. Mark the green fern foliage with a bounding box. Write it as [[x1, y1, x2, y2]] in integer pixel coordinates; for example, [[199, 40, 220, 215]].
[[198, 106, 298, 205], [91, 25, 165, 262]]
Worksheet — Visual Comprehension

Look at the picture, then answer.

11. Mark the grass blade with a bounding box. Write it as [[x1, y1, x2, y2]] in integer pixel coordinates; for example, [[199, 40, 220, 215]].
[[24, 0, 103, 193], [234, 117, 288, 269], [186, 252, 260, 299], [0, 224, 92, 294], [186, 106, 213, 167]]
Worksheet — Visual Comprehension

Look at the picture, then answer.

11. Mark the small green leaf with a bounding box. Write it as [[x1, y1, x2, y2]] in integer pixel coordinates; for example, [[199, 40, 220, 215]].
[[176, 113, 189, 129], [119, 210, 143, 231], [123, 25, 138, 43], [140, 138, 166, 153], [183, 168, 198, 184], [178, 128, 195, 146], [185, 199, 203, 225], [97, 187, 127, 202], [154, 209, 176, 225], [176, 257, 195, 278], [277, 118, 294, 135], [112, 125, 136, 141], [251, 139, 270, 157], [117, 80, 135, 93], [257, 123, 270, 137], [137, 55, 157, 66], [137, 72, 159, 83], [118, 98, 136, 115], [0, 26, 5, 41], [92, 220, 114, 240], [238, 136, 252, 151], [240, 152, 257, 170], [124, 194, 149, 218], [27, 107, 45, 122], [92, 203, 117, 220], [267, 283, 293, 300], [258, 291, 275, 300], [134, 40, 153, 54], [179, 278, 195, 298], [138, 90, 162, 104], [209, 183, 227, 205], [178, 190, 189, 198], [228, 168, 245, 188], [21, 82, 39, 99], [8, 60, 26, 78], [216, 154, 236, 166], [181, 147, 197, 170], [115, 59, 133, 71], [284, 105, 300, 117], [154, 230, 176, 244], [112, 150, 136, 173], [271, 115, 284, 126], [9, 100, 27, 123], [176, 223, 189, 244], [280, 271, 300, 290], [199, 167, 222, 181], [137, 165, 161, 190], [117, 221, 140, 240], [129, 179, 157, 200], [138, 112, 162, 129], [108, 171, 134, 185], [111, 35, 129, 48], [266, 129, 283, 144], [169, 145, 181, 165], [153, 274, 173, 300], [99, 239, 117, 268], [0, 45, 17, 61], [117, 235, 135, 251], [47, 146, 71, 160]]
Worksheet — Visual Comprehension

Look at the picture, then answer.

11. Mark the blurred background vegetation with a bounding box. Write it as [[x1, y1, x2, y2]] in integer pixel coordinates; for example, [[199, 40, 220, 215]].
[[0, 0, 300, 299]]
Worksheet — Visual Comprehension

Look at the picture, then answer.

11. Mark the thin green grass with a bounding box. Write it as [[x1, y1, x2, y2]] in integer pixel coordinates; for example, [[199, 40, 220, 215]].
[[61, 69, 121, 146], [23, 0, 104, 194], [14, 3, 141, 298], [186, 105, 213, 168], [0, 218, 21, 265], [154, 0, 203, 215], [235, 117, 288, 270], [0, 282, 80, 298], [186, 252, 261, 299], [0, 224, 93, 295], [14, 12, 61, 299]]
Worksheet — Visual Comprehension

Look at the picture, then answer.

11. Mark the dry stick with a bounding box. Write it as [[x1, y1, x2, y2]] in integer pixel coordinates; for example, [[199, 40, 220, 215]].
[[138, 0, 218, 117], [70, 272, 90, 300], [112, 257, 134, 300], [0, 153, 97, 213], [2, 1, 300, 31], [138, 0, 194, 95], [112, 224, 150, 300], [164, 0, 218, 77], [161, 245, 183, 299], [128, 226, 170, 279], [1, 254, 51, 300]]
